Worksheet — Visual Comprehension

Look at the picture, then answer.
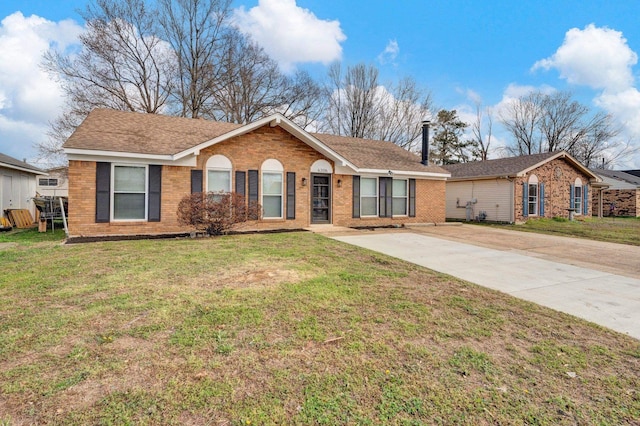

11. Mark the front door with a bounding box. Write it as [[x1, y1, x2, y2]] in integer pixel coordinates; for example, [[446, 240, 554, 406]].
[[2, 175, 12, 212], [311, 174, 331, 224]]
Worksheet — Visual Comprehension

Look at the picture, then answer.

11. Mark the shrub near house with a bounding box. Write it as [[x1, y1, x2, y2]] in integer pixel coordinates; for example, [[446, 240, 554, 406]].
[[63, 109, 449, 239]]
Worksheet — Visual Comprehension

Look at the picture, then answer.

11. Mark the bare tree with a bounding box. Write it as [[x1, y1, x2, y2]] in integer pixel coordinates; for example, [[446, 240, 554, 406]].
[[470, 101, 493, 161], [321, 63, 432, 149], [501, 90, 625, 165], [500, 91, 546, 155], [44, 0, 173, 115], [158, 0, 232, 118]]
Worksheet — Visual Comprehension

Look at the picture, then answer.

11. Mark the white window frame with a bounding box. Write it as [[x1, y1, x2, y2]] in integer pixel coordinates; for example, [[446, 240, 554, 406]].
[[38, 178, 59, 187], [360, 176, 378, 217], [574, 179, 583, 215], [392, 179, 408, 217], [206, 155, 232, 195], [528, 175, 538, 216], [261, 159, 283, 220], [111, 163, 148, 222]]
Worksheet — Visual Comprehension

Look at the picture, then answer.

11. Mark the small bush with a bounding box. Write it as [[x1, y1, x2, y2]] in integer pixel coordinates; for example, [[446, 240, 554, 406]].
[[177, 192, 261, 235]]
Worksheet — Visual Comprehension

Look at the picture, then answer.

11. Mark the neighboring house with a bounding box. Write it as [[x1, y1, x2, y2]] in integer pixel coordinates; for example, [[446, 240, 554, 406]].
[[36, 166, 69, 197], [443, 151, 600, 223], [1, 153, 47, 220], [591, 169, 640, 217], [62, 108, 449, 239]]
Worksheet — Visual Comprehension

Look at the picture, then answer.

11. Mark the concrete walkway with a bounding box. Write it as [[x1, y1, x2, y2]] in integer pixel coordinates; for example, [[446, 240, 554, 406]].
[[332, 231, 640, 340]]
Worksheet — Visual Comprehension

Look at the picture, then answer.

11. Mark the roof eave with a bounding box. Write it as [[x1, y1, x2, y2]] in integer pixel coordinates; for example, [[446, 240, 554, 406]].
[[0, 162, 47, 175]]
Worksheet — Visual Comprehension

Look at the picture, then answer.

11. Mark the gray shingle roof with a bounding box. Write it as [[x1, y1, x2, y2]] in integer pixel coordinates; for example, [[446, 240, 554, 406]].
[[594, 169, 640, 185], [64, 108, 241, 155], [64, 108, 448, 175], [0, 152, 45, 173], [443, 152, 563, 179]]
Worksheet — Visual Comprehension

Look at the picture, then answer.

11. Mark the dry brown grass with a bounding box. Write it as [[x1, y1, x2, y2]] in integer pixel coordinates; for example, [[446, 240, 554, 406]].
[[0, 232, 639, 425]]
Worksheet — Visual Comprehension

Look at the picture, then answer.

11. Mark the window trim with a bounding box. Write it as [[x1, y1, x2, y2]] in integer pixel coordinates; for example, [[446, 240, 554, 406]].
[[38, 178, 59, 187], [261, 159, 284, 220], [206, 155, 232, 194], [110, 163, 148, 222], [574, 184, 583, 215], [206, 168, 232, 194], [360, 176, 378, 217], [392, 178, 408, 217]]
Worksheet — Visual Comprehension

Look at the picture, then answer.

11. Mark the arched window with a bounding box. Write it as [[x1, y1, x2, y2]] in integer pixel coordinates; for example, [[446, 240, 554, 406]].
[[206, 155, 232, 195], [574, 177, 583, 215], [262, 159, 283, 219], [528, 175, 539, 216]]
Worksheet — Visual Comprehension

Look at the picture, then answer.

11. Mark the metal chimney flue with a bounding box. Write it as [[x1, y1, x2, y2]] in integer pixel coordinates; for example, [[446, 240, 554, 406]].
[[421, 120, 430, 165]]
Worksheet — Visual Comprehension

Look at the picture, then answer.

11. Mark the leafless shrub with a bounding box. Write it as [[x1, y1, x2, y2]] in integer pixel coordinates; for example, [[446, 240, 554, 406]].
[[177, 192, 260, 235]]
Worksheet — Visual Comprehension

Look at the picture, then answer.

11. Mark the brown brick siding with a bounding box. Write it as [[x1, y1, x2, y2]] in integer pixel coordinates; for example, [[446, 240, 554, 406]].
[[68, 126, 445, 237], [593, 189, 639, 217], [513, 157, 593, 223]]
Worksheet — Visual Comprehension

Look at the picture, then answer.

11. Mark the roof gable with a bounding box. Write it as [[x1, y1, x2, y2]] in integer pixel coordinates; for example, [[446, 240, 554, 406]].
[[444, 151, 599, 181], [64, 109, 449, 177]]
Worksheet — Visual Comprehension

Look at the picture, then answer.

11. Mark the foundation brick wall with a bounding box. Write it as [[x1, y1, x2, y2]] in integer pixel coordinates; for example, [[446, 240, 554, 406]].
[[513, 157, 593, 223], [593, 189, 639, 217], [68, 126, 445, 237]]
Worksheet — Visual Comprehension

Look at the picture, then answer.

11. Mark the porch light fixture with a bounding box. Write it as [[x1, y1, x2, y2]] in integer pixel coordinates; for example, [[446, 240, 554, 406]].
[[302, 177, 307, 186], [337, 179, 342, 188]]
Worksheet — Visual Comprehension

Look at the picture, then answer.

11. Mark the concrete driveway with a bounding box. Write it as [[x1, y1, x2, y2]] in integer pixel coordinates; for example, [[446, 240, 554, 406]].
[[331, 225, 640, 340]]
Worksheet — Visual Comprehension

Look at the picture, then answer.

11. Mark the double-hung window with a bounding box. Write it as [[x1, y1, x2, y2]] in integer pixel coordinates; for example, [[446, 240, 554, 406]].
[[262, 159, 283, 219], [207, 155, 232, 201], [360, 177, 378, 216], [528, 175, 538, 216], [574, 185, 582, 214], [392, 179, 408, 216], [112, 165, 147, 220]]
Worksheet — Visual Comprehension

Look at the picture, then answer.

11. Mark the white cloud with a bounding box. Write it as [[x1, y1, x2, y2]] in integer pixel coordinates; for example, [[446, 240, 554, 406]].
[[232, 0, 346, 72], [377, 39, 399, 65], [532, 24, 640, 166], [0, 12, 83, 160], [533, 24, 637, 92]]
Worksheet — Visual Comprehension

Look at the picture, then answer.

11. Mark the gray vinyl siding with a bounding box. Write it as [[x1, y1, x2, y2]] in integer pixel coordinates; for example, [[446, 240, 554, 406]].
[[446, 179, 513, 222]]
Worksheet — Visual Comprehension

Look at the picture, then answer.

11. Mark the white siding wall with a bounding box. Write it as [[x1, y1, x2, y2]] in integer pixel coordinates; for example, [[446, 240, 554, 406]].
[[1, 167, 38, 218], [446, 179, 513, 222]]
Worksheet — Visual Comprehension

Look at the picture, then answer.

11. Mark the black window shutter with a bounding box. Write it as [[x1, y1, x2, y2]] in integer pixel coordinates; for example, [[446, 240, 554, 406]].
[[352, 175, 360, 218], [409, 179, 416, 217], [191, 170, 203, 193], [95, 162, 111, 223], [286, 172, 296, 220], [379, 177, 392, 218], [235, 171, 246, 196], [148, 165, 162, 222], [248, 170, 259, 219]]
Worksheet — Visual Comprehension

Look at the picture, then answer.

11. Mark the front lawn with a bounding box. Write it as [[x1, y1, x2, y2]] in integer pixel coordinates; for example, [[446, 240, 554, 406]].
[[493, 217, 640, 246], [1, 232, 638, 424]]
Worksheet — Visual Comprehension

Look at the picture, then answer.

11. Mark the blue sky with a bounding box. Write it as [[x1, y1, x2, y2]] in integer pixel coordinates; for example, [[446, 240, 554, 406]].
[[1, 0, 640, 167]]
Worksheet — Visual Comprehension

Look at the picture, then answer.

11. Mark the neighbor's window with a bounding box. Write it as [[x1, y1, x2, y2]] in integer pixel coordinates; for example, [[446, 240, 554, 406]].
[[112, 165, 147, 220], [574, 178, 583, 215], [262, 159, 283, 219], [38, 178, 58, 186], [528, 175, 538, 216], [207, 155, 232, 200], [360, 177, 378, 216], [392, 179, 408, 216]]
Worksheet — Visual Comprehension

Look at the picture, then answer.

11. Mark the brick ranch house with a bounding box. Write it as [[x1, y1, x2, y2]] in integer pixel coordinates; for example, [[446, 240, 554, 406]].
[[442, 151, 600, 223], [62, 109, 449, 239], [591, 169, 640, 217]]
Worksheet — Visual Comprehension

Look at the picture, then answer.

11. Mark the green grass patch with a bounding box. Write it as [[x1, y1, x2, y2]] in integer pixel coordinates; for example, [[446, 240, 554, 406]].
[[488, 216, 640, 245], [1, 232, 639, 424]]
